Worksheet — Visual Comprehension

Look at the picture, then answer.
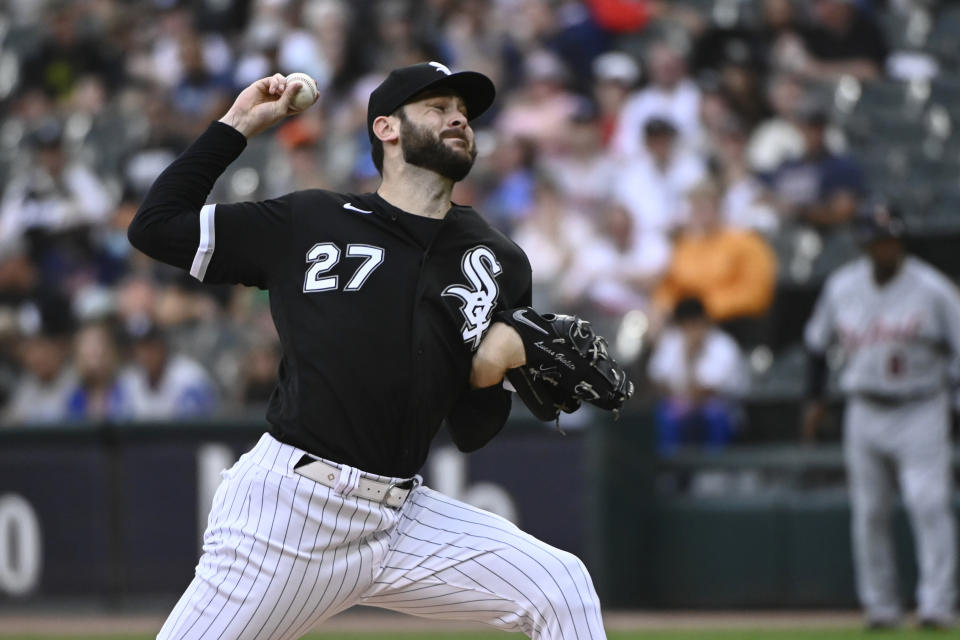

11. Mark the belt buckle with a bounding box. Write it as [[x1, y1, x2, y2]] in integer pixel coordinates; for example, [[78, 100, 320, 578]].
[[383, 478, 415, 507]]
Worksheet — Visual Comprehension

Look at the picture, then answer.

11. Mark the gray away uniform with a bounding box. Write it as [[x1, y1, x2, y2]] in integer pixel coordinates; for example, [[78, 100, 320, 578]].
[[806, 255, 959, 624]]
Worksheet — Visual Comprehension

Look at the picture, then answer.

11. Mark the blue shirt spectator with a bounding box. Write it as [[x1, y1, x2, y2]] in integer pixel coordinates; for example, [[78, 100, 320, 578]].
[[766, 102, 865, 228]]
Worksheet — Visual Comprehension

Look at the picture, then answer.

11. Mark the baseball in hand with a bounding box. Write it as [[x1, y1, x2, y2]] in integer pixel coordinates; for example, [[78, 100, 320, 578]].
[[285, 73, 318, 111]]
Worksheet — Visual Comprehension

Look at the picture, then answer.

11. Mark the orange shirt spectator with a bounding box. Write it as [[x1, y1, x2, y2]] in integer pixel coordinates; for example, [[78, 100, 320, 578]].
[[655, 180, 777, 321]]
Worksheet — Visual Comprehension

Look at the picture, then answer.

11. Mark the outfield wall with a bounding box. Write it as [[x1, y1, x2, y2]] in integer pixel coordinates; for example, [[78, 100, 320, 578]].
[[0, 413, 957, 609], [0, 418, 592, 604]]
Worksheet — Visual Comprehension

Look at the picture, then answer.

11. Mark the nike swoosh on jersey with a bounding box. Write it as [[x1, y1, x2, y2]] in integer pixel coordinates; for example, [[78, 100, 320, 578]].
[[513, 309, 549, 334], [343, 202, 373, 214]]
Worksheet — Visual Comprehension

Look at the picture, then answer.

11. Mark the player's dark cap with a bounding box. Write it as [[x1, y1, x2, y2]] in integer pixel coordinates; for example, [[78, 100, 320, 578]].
[[855, 199, 906, 244], [366, 62, 496, 143]]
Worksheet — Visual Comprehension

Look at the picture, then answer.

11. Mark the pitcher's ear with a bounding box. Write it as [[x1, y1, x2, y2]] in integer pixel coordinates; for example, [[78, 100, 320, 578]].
[[372, 114, 400, 143]]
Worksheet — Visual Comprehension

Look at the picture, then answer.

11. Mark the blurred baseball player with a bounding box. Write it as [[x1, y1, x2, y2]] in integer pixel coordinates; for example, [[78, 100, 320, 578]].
[[803, 201, 958, 629], [129, 63, 614, 639]]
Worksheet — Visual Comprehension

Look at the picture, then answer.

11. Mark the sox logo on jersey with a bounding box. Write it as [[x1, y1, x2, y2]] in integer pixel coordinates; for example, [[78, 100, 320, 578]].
[[443, 245, 502, 349]]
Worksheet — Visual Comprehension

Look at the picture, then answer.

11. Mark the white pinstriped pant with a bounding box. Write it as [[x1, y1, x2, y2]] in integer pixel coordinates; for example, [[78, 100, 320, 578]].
[[158, 434, 606, 639]]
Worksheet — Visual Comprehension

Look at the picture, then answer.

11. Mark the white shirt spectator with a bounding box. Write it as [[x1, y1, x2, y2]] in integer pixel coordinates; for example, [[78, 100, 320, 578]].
[[119, 354, 218, 420], [543, 154, 618, 219], [648, 326, 750, 398], [559, 221, 670, 314], [513, 213, 592, 289], [613, 148, 706, 235], [746, 118, 805, 173], [3, 368, 77, 425], [723, 176, 779, 234], [610, 79, 702, 158], [0, 163, 115, 244]]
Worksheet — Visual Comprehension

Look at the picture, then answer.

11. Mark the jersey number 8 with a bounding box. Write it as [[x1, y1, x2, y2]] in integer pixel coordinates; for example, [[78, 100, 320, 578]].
[[303, 242, 385, 293]]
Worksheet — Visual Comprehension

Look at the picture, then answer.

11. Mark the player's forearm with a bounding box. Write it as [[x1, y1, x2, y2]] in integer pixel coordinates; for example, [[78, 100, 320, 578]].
[[128, 122, 246, 265], [470, 322, 525, 388]]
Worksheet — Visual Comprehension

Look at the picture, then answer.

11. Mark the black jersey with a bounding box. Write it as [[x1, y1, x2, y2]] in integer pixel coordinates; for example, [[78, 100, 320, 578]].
[[129, 122, 532, 477]]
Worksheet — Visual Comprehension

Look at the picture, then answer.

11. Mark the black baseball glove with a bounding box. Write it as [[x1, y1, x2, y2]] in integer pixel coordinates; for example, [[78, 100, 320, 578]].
[[497, 307, 634, 422]]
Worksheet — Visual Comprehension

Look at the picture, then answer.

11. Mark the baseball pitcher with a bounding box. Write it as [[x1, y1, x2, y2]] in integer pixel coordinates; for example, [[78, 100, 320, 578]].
[[129, 63, 629, 639]]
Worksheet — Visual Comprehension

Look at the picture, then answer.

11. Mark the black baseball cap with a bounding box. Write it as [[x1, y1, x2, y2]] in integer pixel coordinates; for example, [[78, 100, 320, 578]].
[[856, 199, 906, 244], [366, 62, 496, 143]]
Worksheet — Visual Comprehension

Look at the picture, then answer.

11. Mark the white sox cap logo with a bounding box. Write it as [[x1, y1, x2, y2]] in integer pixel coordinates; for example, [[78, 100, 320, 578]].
[[443, 245, 502, 349], [429, 61, 452, 75]]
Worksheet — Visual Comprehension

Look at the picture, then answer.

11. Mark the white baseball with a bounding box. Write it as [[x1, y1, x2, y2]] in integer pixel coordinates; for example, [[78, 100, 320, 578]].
[[285, 73, 318, 111]]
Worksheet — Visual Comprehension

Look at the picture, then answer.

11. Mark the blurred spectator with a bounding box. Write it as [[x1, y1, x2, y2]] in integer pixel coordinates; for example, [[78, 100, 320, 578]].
[[513, 0, 610, 94], [543, 98, 617, 219], [480, 135, 538, 233], [560, 202, 668, 336], [170, 31, 233, 129], [713, 118, 779, 234], [773, 0, 888, 82], [2, 292, 76, 426], [64, 320, 131, 421], [270, 106, 332, 193], [512, 176, 592, 309], [233, 5, 284, 88], [611, 40, 702, 158], [766, 101, 866, 228], [613, 117, 706, 239], [119, 324, 218, 420], [692, 0, 801, 77], [92, 194, 141, 285], [590, 51, 640, 145], [695, 74, 737, 156], [757, 0, 804, 59], [655, 179, 777, 323], [586, 0, 662, 34], [279, 0, 351, 90], [370, 0, 440, 73], [691, 10, 773, 133], [436, 1, 504, 84], [746, 73, 806, 173], [497, 49, 580, 153], [715, 52, 770, 133], [647, 296, 749, 454], [0, 118, 115, 244], [236, 338, 281, 411], [18, 3, 120, 100]]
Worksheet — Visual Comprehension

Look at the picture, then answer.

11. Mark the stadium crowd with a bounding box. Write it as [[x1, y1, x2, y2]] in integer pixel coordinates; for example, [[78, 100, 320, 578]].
[[0, 0, 919, 433]]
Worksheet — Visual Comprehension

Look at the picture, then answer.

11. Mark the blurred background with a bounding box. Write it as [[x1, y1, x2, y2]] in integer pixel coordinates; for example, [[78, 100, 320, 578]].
[[0, 0, 958, 618]]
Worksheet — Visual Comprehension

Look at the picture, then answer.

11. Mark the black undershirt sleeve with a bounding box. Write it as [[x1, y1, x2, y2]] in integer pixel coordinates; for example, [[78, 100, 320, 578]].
[[446, 384, 512, 452], [128, 121, 247, 271], [129, 121, 293, 289], [805, 349, 829, 400]]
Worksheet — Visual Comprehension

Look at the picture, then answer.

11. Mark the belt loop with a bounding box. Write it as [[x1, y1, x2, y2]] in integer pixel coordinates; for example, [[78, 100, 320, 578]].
[[333, 464, 361, 496]]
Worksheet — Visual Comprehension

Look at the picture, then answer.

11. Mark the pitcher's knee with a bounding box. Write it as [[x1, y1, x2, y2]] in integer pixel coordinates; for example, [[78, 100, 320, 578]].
[[536, 549, 602, 625]]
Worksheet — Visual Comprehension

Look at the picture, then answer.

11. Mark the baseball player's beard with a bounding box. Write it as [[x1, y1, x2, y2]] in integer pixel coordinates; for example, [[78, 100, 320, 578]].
[[400, 119, 477, 182]]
